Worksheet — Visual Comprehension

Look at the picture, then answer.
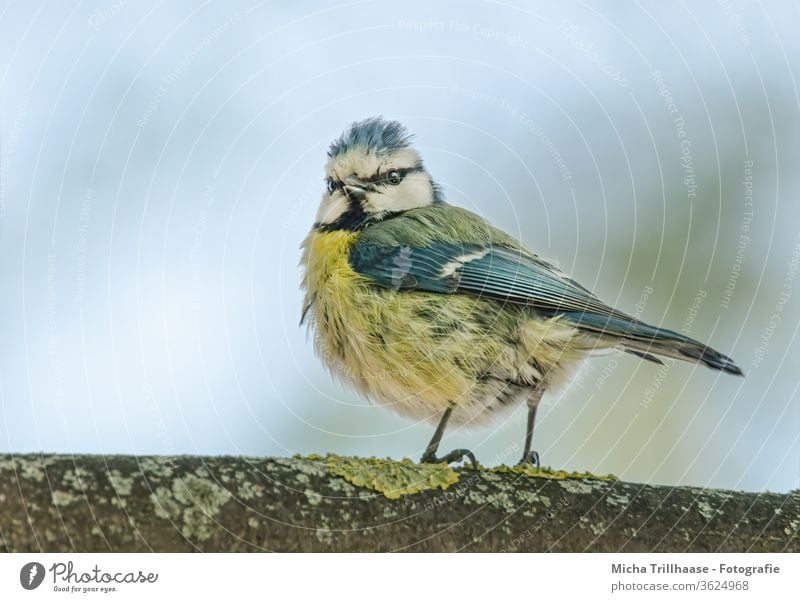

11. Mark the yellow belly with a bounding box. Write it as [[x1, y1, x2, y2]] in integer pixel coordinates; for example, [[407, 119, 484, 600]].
[[301, 230, 590, 425]]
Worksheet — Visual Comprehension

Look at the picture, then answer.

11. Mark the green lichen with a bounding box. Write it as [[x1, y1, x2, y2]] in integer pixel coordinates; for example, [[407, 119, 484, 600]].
[[580, 516, 607, 536], [696, 500, 718, 521], [23, 460, 47, 483], [304, 489, 323, 505], [108, 469, 134, 496], [64, 467, 93, 488], [606, 492, 631, 507], [282, 456, 328, 479], [315, 528, 334, 545], [491, 464, 618, 481], [0, 458, 46, 482], [174, 474, 232, 540], [320, 454, 460, 500], [483, 490, 517, 512], [559, 480, 596, 495], [237, 480, 263, 501], [52, 490, 80, 506], [138, 457, 176, 479], [150, 486, 181, 520], [149, 474, 232, 541]]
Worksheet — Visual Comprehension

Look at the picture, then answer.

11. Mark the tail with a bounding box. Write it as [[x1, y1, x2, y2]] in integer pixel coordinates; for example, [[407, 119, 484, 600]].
[[562, 312, 744, 376]]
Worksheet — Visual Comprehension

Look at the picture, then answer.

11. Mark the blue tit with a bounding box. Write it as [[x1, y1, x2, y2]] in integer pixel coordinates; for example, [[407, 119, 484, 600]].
[[300, 117, 743, 467]]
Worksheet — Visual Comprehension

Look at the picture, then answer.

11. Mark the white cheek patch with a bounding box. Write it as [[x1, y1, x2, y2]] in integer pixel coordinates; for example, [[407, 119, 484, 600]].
[[315, 192, 349, 224], [366, 172, 434, 214]]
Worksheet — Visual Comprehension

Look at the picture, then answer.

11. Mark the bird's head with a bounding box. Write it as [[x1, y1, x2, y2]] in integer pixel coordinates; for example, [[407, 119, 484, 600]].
[[314, 117, 443, 230]]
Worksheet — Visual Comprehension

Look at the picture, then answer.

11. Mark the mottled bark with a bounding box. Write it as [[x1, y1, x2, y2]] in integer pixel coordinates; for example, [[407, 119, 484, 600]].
[[0, 454, 797, 552]]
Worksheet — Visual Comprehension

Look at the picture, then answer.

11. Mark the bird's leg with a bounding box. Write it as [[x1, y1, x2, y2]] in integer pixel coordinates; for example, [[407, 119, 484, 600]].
[[518, 386, 544, 467], [420, 406, 477, 468]]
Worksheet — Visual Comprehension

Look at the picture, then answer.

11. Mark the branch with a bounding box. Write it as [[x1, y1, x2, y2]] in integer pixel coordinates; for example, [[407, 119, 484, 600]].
[[0, 454, 797, 552]]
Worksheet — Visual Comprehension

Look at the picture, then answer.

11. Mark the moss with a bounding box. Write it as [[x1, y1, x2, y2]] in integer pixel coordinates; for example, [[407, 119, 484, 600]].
[[321, 454, 460, 500], [491, 464, 618, 481]]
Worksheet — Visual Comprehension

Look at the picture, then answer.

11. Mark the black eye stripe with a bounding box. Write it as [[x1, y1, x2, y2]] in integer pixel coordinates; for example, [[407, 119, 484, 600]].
[[369, 166, 423, 184], [326, 166, 424, 190]]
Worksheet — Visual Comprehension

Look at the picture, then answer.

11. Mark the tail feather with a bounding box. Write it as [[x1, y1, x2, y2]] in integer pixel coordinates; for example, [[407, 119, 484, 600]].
[[563, 312, 744, 376], [624, 349, 665, 365], [624, 335, 744, 376]]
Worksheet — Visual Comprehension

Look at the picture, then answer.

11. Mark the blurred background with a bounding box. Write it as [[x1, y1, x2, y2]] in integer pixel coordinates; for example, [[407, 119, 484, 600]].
[[0, 0, 797, 493]]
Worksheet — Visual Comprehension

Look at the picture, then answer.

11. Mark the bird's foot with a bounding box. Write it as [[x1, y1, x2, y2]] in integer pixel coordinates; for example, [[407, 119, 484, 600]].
[[421, 448, 478, 469], [517, 450, 540, 468]]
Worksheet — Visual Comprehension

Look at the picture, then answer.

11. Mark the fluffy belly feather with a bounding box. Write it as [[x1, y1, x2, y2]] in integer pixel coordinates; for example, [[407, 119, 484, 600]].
[[301, 230, 592, 426]]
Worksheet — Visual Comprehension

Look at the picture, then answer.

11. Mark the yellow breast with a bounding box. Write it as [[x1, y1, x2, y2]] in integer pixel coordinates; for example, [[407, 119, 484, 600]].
[[301, 229, 370, 357], [301, 229, 362, 299]]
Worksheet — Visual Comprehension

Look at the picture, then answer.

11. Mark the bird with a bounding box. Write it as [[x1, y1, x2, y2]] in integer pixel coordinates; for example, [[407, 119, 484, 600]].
[[300, 117, 743, 467]]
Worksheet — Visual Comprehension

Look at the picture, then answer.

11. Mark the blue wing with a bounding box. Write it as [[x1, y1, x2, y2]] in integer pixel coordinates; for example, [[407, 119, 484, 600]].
[[349, 241, 743, 375], [350, 242, 631, 320]]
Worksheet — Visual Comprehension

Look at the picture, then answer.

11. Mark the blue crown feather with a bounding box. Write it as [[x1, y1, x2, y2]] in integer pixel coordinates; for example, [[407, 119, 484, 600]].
[[328, 117, 414, 157]]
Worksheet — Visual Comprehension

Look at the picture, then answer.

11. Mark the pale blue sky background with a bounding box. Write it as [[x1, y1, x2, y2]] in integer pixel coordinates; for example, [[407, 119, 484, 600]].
[[1, 1, 798, 493]]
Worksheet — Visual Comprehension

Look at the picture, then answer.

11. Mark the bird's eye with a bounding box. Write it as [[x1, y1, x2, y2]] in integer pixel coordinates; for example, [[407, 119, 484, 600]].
[[326, 179, 337, 194], [387, 170, 402, 185]]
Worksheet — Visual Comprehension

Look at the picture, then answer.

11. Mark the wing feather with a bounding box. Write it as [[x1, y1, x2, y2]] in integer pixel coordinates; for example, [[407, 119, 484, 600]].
[[347, 206, 742, 376], [350, 242, 632, 321]]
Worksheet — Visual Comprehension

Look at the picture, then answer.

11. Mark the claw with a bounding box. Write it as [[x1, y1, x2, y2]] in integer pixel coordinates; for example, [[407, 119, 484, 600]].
[[517, 450, 540, 468], [421, 448, 478, 469]]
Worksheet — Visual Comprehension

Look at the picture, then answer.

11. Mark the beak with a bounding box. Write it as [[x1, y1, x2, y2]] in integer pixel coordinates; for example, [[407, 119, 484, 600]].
[[343, 177, 367, 203], [344, 185, 366, 203]]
